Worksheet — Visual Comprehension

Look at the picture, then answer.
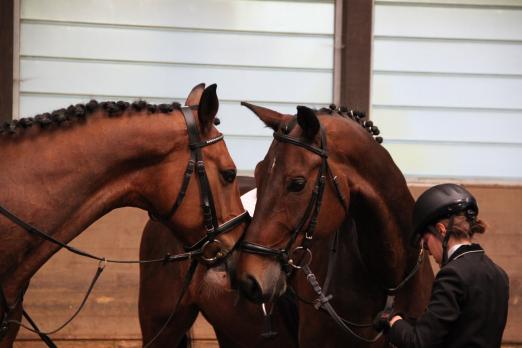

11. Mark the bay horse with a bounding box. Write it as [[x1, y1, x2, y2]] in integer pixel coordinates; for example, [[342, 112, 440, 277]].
[[138, 176, 298, 348], [233, 103, 434, 347], [0, 83, 249, 347]]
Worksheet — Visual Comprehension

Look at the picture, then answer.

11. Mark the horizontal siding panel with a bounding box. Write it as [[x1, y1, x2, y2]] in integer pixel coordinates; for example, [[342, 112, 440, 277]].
[[20, 59, 332, 104], [376, 0, 522, 6], [373, 73, 522, 109], [21, 22, 333, 69], [18, 94, 186, 118], [225, 136, 273, 171], [19, 94, 321, 139], [21, 0, 334, 34], [374, 38, 522, 75], [19, 95, 323, 138], [375, 4, 522, 40], [371, 107, 522, 144], [20, 94, 95, 118], [383, 142, 522, 179], [218, 102, 319, 136]]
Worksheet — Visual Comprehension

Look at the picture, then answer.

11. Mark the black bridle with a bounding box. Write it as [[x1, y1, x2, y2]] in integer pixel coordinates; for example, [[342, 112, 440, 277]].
[[148, 106, 251, 263], [0, 106, 250, 346], [240, 115, 424, 342], [241, 119, 347, 269]]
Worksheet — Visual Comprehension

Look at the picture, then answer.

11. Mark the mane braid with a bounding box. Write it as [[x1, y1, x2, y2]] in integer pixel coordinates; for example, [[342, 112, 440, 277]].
[[0, 99, 182, 137], [317, 104, 383, 144]]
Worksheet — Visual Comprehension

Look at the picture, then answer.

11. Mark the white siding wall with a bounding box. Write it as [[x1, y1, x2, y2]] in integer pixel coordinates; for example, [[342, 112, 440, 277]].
[[372, 1, 522, 181], [18, 0, 334, 171], [19, 0, 522, 180]]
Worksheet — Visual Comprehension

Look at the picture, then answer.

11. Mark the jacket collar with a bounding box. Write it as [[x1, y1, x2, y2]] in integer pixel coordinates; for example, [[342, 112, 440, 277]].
[[448, 243, 484, 263]]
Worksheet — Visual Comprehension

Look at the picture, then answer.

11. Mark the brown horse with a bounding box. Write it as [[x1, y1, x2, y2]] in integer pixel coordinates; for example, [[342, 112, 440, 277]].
[[138, 176, 299, 347], [0, 83, 248, 347], [233, 104, 434, 347]]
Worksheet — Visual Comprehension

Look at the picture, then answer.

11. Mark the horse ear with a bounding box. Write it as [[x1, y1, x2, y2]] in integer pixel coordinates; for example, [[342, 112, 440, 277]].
[[241, 102, 283, 131], [198, 84, 219, 134], [185, 83, 206, 107], [296, 105, 319, 140]]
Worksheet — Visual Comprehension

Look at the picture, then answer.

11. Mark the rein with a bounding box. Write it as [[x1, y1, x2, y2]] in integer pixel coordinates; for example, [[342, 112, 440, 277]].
[[0, 106, 250, 346], [240, 115, 423, 342]]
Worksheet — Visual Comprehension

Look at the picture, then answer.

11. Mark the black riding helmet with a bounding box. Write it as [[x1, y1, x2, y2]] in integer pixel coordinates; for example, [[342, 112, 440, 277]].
[[411, 183, 478, 247]]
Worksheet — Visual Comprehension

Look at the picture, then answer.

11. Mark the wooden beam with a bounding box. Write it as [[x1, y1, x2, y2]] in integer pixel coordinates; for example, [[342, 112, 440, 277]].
[[0, 0, 14, 123], [336, 0, 373, 115]]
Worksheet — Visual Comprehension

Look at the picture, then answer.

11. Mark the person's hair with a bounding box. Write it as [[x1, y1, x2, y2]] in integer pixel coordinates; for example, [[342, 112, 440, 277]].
[[437, 212, 487, 239]]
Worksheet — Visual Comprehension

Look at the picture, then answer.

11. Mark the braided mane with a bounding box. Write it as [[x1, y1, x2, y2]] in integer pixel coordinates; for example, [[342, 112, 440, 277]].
[[318, 104, 383, 144], [0, 100, 182, 137]]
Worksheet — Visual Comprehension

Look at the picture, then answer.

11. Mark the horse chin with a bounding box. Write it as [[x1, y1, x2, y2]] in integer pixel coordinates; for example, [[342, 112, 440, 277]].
[[237, 261, 287, 304]]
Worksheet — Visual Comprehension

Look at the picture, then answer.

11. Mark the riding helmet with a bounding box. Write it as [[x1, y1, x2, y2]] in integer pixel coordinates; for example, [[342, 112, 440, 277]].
[[412, 183, 478, 238]]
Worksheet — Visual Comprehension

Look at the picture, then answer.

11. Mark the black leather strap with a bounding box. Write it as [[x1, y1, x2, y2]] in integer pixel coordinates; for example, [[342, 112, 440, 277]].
[[185, 211, 251, 252], [7, 261, 105, 340], [189, 134, 224, 149], [273, 132, 328, 158], [302, 264, 383, 343], [143, 259, 199, 348], [241, 241, 287, 258], [22, 310, 57, 347]]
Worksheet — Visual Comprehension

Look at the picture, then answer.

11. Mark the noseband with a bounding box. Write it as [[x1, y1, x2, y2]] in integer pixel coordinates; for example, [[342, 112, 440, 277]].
[[241, 119, 347, 270], [149, 106, 251, 263]]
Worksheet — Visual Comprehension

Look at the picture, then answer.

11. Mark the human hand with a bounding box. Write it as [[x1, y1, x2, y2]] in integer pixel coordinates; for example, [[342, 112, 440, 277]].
[[373, 310, 392, 333]]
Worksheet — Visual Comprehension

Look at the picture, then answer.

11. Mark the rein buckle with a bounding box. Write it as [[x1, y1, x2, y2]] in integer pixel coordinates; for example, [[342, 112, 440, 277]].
[[200, 239, 226, 264], [313, 294, 333, 310], [288, 247, 312, 269]]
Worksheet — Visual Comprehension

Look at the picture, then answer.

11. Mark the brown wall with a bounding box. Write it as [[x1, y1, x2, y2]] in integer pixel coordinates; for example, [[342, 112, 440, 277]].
[[339, 0, 373, 114], [13, 183, 522, 346], [0, 0, 14, 123]]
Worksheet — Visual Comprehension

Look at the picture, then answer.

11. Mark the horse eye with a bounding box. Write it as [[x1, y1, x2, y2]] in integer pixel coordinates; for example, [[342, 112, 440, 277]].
[[287, 177, 306, 192], [222, 169, 237, 183]]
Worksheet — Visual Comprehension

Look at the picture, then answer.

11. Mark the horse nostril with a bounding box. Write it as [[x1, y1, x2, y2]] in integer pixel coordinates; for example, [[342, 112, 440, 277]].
[[239, 274, 264, 304]]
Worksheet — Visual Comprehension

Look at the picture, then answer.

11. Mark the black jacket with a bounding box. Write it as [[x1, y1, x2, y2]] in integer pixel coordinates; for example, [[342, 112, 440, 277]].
[[389, 244, 509, 348]]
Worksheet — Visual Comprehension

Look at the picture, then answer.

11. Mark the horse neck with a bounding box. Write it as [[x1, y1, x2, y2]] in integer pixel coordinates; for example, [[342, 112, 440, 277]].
[[330, 122, 416, 288], [0, 110, 186, 291]]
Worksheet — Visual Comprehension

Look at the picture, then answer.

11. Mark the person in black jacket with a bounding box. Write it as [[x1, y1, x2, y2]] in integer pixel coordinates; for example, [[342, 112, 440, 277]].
[[385, 183, 509, 348]]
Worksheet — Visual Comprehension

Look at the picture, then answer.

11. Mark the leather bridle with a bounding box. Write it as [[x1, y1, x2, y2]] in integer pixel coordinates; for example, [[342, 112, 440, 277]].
[[241, 118, 347, 270], [0, 106, 250, 346], [240, 114, 424, 342], [149, 106, 251, 263]]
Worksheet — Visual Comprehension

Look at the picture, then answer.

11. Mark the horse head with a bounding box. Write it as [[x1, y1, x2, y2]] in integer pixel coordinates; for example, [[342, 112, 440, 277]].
[[143, 83, 249, 262], [234, 103, 422, 306]]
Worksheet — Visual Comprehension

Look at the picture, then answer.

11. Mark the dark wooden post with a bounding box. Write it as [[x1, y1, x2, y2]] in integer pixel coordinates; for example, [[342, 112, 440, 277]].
[[334, 0, 373, 116], [0, 0, 14, 123]]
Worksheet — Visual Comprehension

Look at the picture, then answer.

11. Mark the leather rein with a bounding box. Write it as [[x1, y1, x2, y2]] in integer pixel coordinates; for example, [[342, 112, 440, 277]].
[[0, 106, 250, 347], [240, 117, 424, 343]]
